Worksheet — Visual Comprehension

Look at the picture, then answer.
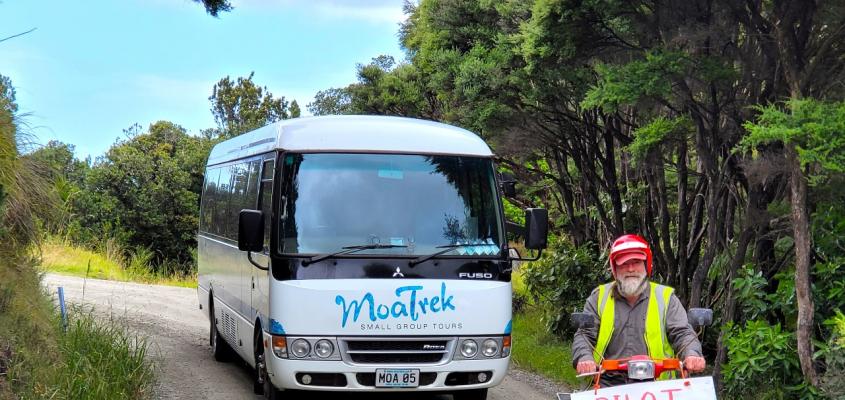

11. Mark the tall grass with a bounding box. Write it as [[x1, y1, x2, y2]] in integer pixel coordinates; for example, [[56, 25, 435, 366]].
[[52, 307, 154, 399], [40, 236, 196, 288]]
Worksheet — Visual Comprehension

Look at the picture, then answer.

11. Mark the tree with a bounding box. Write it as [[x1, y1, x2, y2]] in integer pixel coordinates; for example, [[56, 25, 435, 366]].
[[73, 121, 211, 268], [209, 72, 289, 139], [308, 88, 353, 116], [742, 99, 845, 386], [289, 100, 301, 118], [193, 0, 232, 17]]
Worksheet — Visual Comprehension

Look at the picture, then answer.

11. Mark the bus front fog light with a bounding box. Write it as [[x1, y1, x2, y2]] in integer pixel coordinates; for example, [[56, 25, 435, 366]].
[[482, 339, 499, 357], [314, 339, 334, 358], [477, 372, 489, 383], [291, 339, 311, 358], [301, 374, 312, 385], [460, 339, 478, 358]]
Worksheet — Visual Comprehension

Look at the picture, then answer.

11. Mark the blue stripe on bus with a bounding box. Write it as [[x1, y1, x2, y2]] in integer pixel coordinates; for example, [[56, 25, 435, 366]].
[[270, 319, 285, 335], [504, 320, 512, 335]]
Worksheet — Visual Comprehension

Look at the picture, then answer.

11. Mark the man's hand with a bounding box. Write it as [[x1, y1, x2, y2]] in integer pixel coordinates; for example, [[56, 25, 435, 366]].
[[684, 356, 706, 373], [576, 360, 597, 375]]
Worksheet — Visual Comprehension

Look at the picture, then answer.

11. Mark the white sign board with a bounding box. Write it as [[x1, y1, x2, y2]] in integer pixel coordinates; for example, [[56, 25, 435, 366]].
[[272, 279, 512, 336], [570, 377, 717, 400]]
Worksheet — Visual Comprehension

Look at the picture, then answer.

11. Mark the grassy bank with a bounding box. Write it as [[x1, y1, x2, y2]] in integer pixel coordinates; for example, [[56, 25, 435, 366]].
[[0, 254, 156, 399], [511, 267, 581, 389], [39, 238, 196, 288]]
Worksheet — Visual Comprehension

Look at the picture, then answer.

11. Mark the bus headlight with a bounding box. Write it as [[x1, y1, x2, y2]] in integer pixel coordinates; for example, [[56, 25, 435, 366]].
[[482, 339, 499, 357], [460, 339, 479, 358], [291, 339, 311, 358], [314, 339, 334, 358]]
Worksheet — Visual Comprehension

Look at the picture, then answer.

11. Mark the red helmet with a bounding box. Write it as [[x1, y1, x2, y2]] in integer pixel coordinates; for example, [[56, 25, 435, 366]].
[[609, 234, 653, 276]]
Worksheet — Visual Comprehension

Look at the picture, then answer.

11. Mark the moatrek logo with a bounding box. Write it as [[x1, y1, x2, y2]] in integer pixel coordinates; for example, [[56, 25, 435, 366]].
[[334, 283, 456, 328]]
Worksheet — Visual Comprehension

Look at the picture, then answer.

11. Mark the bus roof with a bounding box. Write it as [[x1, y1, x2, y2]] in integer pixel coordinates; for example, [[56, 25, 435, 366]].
[[206, 115, 494, 166]]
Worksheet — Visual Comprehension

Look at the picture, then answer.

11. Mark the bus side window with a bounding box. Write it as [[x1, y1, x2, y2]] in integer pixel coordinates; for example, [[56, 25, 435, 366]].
[[259, 159, 274, 253], [200, 167, 221, 233]]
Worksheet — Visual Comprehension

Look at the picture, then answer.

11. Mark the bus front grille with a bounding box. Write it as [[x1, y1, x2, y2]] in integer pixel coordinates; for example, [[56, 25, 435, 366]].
[[339, 337, 454, 365]]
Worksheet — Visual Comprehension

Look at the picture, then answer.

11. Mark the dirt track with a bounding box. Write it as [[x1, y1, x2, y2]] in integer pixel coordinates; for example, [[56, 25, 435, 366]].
[[44, 274, 568, 400]]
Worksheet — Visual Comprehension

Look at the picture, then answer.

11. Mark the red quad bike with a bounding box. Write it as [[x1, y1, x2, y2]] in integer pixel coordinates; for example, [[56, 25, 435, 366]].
[[555, 308, 717, 400]]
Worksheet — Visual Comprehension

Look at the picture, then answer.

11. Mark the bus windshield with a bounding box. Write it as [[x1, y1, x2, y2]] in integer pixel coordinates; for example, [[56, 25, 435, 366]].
[[279, 153, 503, 257]]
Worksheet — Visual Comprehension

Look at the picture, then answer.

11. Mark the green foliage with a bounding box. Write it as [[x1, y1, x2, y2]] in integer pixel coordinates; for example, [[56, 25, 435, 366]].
[[581, 51, 688, 111], [49, 309, 154, 399], [722, 320, 805, 400], [307, 87, 353, 116], [732, 266, 771, 320], [209, 72, 289, 138], [741, 99, 845, 184], [521, 238, 606, 336], [289, 100, 301, 118], [627, 116, 692, 160], [0, 74, 153, 400], [819, 311, 845, 398], [511, 308, 579, 387], [71, 121, 209, 270]]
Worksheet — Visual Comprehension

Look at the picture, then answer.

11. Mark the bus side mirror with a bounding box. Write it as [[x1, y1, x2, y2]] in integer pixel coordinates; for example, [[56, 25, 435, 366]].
[[524, 208, 548, 250], [688, 308, 713, 329], [238, 210, 264, 252], [501, 181, 516, 197]]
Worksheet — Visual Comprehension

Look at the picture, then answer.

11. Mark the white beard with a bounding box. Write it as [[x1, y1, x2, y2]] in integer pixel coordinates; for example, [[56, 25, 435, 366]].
[[617, 273, 647, 297]]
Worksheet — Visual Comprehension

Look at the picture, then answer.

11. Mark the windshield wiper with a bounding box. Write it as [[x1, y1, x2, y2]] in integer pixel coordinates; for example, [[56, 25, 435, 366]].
[[408, 243, 495, 267], [302, 244, 408, 266]]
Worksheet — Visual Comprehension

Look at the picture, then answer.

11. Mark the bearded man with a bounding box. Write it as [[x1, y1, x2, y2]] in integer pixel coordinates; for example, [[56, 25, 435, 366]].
[[571, 234, 706, 387]]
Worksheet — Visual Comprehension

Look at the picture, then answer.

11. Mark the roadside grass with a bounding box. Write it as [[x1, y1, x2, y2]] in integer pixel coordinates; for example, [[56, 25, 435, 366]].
[[52, 307, 155, 399], [0, 254, 155, 399], [511, 307, 580, 388], [511, 266, 581, 389], [39, 237, 196, 288]]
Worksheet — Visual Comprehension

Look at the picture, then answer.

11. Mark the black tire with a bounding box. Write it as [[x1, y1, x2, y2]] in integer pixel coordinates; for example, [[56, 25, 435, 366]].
[[209, 297, 233, 362], [256, 344, 283, 399], [453, 388, 488, 400]]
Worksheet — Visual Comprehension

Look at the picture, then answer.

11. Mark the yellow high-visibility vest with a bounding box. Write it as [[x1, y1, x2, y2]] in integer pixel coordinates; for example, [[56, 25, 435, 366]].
[[592, 282, 676, 380]]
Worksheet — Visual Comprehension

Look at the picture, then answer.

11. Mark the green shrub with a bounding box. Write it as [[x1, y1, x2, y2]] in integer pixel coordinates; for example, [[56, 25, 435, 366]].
[[722, 320, 807, 400], [820, 311, 845, 399], [521, 238, 607, 336]]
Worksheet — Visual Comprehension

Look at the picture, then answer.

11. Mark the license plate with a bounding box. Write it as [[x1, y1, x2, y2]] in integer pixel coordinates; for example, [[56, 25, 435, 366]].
[[375, 368, 420, 388]]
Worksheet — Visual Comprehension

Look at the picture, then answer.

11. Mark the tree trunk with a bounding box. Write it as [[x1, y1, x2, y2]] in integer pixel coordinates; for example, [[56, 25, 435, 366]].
[[787, 145, 818, 386]]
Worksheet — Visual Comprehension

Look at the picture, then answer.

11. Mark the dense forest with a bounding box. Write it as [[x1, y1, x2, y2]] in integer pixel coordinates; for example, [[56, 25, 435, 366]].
[[9, 0, 845, 398]]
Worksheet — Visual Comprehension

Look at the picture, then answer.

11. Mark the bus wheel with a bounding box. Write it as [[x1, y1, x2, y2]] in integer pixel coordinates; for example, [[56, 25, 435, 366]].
[[255, 343, 283, 399], [209, 299, 232, 362], [453, 388, 488, 400]]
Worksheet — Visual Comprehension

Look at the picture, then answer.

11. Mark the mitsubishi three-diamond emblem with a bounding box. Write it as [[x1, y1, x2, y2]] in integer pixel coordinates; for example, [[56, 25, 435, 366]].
[[393, 267, 404, 278]]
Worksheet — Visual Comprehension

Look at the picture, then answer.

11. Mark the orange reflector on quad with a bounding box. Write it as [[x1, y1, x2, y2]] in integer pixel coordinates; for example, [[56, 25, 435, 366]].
[[601, 359, 621, 370], [663, 358, 680, 369]]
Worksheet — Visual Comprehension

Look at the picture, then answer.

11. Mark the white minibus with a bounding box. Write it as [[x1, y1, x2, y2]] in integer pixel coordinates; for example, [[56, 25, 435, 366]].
[[197, 115, 548, 399]]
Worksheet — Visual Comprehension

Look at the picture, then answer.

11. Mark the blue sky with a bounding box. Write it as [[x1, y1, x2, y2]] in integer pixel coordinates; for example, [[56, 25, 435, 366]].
[[0, 0, 407, 159]]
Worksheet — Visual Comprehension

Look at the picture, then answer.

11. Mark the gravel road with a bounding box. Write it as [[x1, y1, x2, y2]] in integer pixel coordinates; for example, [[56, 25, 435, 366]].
[[44, 274, 569, 400]]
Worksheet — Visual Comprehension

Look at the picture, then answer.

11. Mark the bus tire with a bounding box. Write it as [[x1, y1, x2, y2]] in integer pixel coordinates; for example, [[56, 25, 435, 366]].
[[256, 345, 283, 399], [209, 297, 232, 362], [453, 388, 488, 400]]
